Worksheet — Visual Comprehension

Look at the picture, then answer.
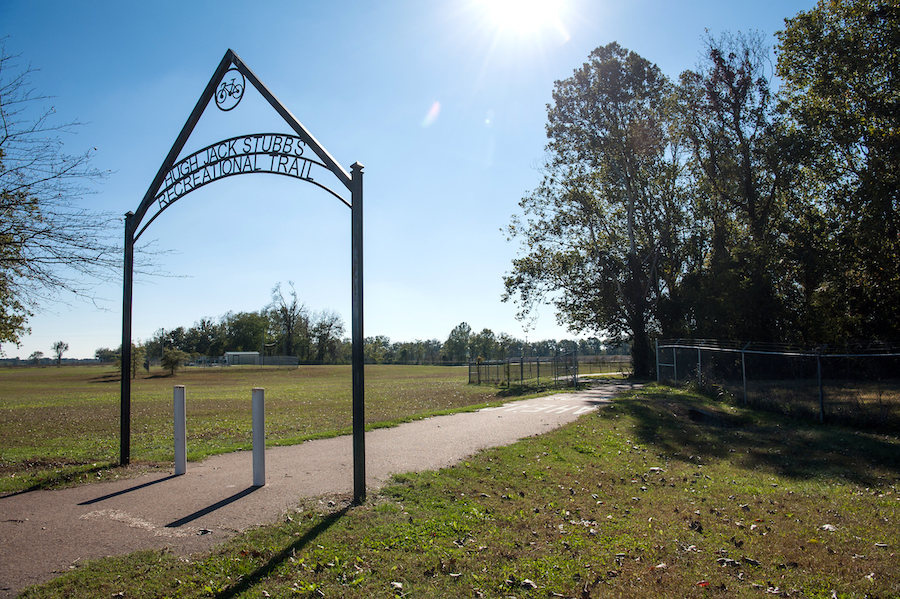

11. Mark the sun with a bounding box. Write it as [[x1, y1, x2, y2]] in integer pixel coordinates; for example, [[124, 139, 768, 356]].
[[478, 0, 570, 41]]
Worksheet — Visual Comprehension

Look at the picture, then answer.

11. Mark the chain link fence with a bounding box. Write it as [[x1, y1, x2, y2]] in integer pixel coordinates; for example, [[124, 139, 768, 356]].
[[469, 354, 578, 388], [469, 354, 631, 388], [656, 339, 900, 429], [578, 355, 632, 376]]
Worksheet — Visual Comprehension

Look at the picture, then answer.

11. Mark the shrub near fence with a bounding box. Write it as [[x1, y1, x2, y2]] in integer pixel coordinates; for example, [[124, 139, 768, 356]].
[[656, 339, 900, 429]]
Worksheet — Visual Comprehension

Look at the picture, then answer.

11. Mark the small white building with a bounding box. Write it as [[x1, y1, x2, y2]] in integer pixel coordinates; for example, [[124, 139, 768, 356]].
[[224, 351, 260, 366]]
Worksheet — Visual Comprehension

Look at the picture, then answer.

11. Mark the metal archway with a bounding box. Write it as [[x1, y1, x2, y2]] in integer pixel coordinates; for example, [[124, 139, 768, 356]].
[[120, 49, 366, 503]]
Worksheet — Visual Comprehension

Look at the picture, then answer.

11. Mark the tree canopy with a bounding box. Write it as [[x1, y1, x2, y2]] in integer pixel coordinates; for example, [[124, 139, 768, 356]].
[[161, 348, 190, 375], [505, 0, 900, 373], [51, 340, 68, 366], [505, 42, 683, 377], [776, 0, 900, 341]]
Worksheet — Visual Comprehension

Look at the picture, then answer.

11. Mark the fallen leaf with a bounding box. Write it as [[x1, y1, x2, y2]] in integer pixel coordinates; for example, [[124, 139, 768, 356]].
[[717, 557, 741, 568]]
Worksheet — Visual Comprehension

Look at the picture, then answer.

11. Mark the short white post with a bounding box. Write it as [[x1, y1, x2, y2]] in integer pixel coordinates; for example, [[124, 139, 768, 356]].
[[252, 388, 265, 487], [174, 385, 187, 475]]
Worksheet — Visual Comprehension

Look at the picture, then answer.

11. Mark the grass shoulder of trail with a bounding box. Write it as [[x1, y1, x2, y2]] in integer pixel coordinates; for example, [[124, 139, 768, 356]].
[[0, 364, 560, 495], [20, 384, 900, 599]]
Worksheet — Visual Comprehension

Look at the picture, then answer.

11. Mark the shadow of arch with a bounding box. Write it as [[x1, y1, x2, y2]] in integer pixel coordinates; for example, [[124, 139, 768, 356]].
[[165, 486, 260, 528], [215, 505, 350, 599]]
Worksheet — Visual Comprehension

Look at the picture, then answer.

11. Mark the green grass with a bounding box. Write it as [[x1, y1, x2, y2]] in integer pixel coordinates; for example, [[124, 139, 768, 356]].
[[19, 383, 900, 598], [0, 364, 509, 494]]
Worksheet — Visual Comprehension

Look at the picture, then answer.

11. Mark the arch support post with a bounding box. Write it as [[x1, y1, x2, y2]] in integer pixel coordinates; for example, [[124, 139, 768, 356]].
[[351, 162, 365, 504], [120, 211, 135, 466]]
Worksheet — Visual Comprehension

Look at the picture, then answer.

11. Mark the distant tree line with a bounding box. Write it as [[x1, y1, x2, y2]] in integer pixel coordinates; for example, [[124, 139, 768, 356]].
[[434, 322, 626, 364], [504, 0, 900, 377], [96, 282, 349, 367], [360, 323, 623, 365], [94, 311, 623, 369]]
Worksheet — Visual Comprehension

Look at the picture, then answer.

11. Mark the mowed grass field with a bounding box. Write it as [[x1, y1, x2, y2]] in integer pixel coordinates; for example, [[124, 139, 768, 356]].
[[18, 384, 900, 599], [0, 364, 505, 494]]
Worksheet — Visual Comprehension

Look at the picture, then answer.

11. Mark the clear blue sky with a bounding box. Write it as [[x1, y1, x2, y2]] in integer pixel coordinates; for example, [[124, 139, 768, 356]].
[[2, 0, 815, 359]]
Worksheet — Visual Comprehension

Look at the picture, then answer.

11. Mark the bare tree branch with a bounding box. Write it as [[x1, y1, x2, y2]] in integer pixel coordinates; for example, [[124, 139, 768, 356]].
[[0, 42, 131, 350]]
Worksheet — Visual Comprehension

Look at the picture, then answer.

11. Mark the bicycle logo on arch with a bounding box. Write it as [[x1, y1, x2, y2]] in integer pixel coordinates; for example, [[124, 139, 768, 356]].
[[215, 68, 245, 111]]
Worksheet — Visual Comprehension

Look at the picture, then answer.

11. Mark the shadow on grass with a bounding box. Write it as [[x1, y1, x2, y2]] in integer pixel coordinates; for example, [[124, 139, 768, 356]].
[[614, 387, 900, 488], [1, 460, 171, 497], [495, 385, 553, 398], [214, 505, 350, 599], [88, 372, 174, 383], [0, 461, 117, 498]]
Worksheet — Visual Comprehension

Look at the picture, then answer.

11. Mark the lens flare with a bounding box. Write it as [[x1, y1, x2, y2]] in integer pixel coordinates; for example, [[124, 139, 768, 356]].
[[422, 101, 441, 128]]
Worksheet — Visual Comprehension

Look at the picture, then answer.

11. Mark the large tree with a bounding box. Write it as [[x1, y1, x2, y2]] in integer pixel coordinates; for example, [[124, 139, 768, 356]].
[[224, 311, 268, 352], [470, 328, 498, 361], [0, 44, 120, 351], [504, 42, 686, 377], [776, 0, 900, 341], [161, 348, 190, 375], [268, 281, 309, 358], [443, 322, 472, 363], [184, 317, 226, 358], [51, 340, 68, 366], [674, 31, 794, 342], [311, 309, 345, 363], [117, 343, 146, 380]]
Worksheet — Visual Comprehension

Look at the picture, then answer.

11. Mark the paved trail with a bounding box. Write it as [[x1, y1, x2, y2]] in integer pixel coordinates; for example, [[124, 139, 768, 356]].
[[0, 381, 637, 597]]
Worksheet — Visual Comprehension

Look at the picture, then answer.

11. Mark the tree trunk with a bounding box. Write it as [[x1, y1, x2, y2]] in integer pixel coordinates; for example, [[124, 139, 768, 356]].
[[626, 251, 654, 379]]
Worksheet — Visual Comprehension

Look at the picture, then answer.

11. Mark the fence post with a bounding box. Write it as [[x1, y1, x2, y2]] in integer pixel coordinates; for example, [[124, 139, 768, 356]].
[[173, 386, 186, 476], [252, 388, 265, 487], [573, 344, 578, 387], [655, 339, 660, 382], [817, 353, 825, 424], [673, 346, 678, 385], [697, 346, 702, 386], [741, 349, 747, 405]]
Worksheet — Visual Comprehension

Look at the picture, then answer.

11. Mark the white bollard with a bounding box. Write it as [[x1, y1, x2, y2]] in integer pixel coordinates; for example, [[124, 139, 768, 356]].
[[174, 385, 187, 475], [252, 388, 265, 487]]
